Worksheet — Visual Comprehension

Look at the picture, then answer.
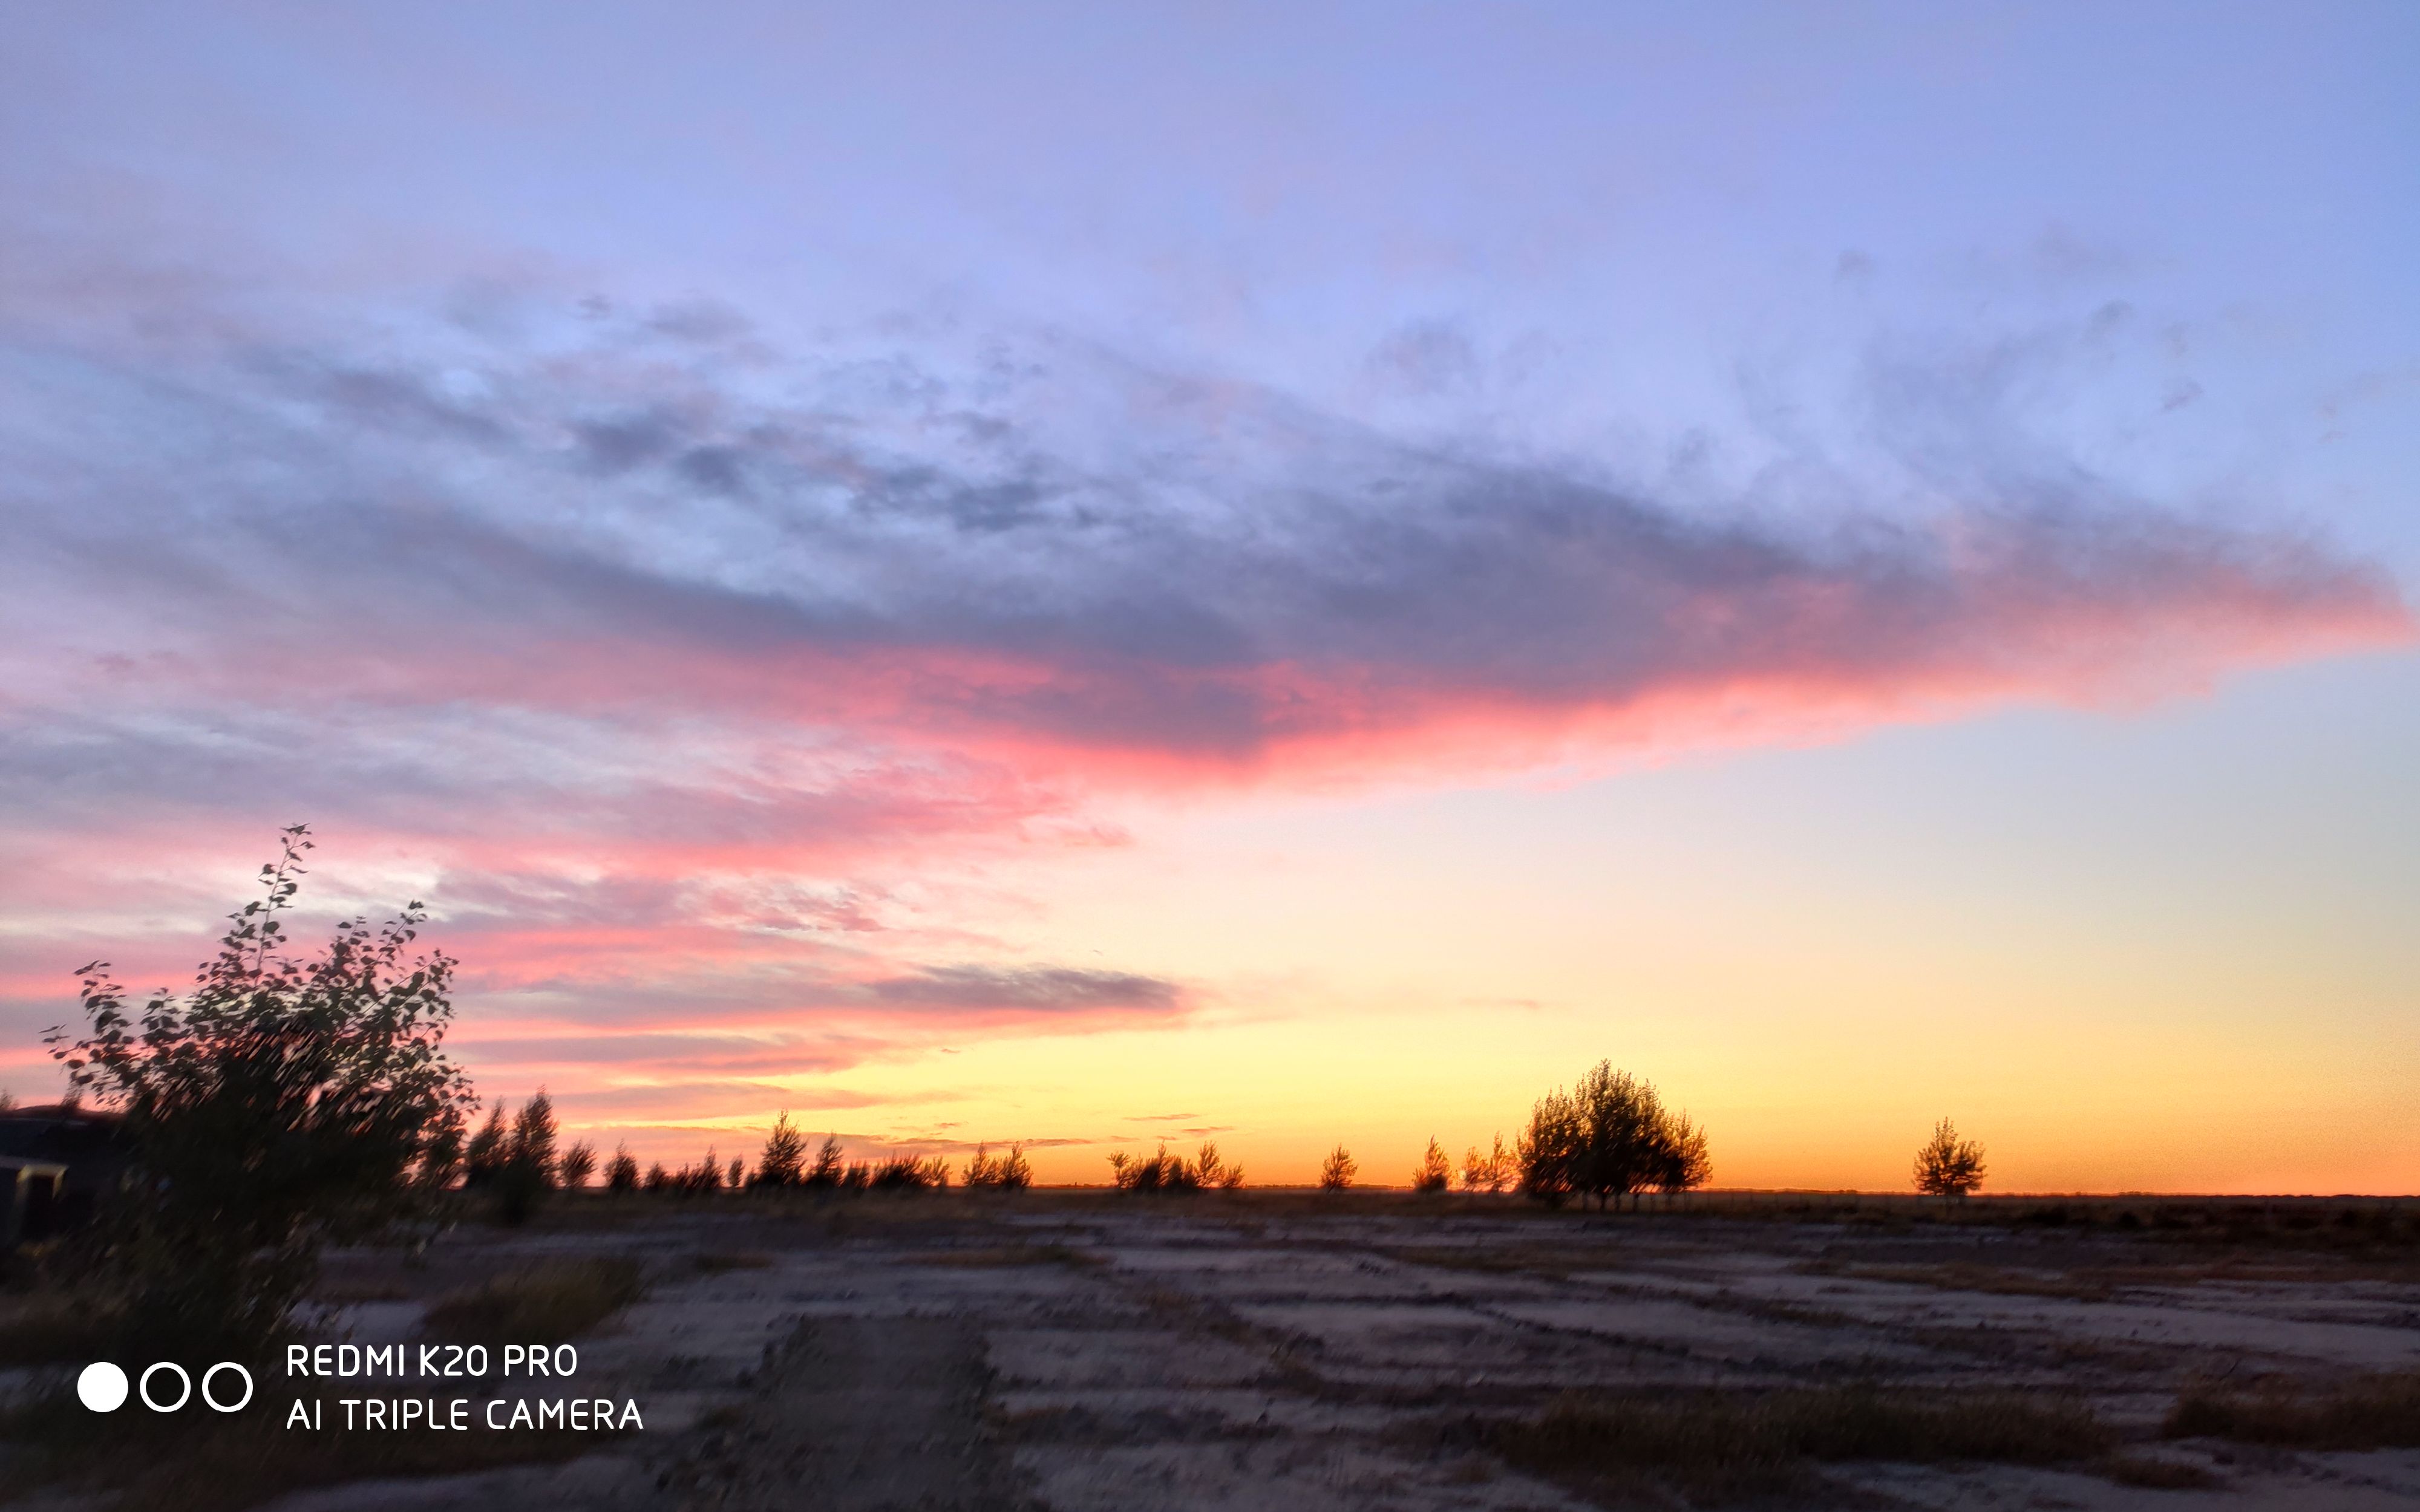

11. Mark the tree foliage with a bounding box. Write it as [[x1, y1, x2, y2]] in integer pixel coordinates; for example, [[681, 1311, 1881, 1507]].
[[1461, 1133, 1512, 1193], [1412, 1137, 1453, 1193], [755, 1112, 808, 1188], [1107, 1140, 1241, 1193], [1517, 1062, 1712, 1210], [606, 1142, 640, 1192], [45, 827, 476, 1349], [963, 1142, 1034, 1190], [1318, 1144, 1356, 1191], [1912, 1117, 1987, 1199]]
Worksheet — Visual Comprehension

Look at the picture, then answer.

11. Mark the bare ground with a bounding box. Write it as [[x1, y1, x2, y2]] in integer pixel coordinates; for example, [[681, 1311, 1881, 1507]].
[[8, 1194, 2419, 1510]]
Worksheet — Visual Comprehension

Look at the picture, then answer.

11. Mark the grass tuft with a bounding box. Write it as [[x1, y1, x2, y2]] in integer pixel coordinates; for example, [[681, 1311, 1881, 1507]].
[[421, 1256, 646, 1344], [2164, 1372, 2420, 1450], [1486, 1385, 2116, 1506]]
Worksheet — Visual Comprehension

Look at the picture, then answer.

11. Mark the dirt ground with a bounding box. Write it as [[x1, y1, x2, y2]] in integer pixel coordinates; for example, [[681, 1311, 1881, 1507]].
[[8, 1194, 2420, 1511]]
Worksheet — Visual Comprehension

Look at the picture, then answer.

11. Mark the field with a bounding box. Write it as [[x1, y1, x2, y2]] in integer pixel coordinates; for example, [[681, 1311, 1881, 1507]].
[[5, 1192, 2419, 1510]]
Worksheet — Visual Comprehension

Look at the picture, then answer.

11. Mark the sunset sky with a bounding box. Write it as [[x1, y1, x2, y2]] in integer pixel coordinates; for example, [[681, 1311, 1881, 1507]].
[[3, 4, 2415, 1192]]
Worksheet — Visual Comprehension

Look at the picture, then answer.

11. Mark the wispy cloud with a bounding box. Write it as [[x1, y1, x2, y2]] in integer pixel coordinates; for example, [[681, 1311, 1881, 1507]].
[[2, 275, 2405, 1117]]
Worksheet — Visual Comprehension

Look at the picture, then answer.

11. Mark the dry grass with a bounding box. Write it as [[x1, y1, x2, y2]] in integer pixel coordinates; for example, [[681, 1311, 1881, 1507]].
[[1483, 1386, 2116, 1506], [2165, 1372, 2420, 1450], [421, 1256, 646, 1344]]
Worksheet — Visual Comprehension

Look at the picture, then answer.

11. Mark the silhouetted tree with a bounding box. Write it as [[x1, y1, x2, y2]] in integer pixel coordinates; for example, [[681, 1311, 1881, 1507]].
[[1461, 1133, 1511, 1193], [1318, 1144, 1356, 1191], [1517, 1085, 1583, 1207], [1655, 1113, 1712, 1199], [756, 1112, 807, 1188], [1518, 1063, 1709, 1211], [870, 1152, 949, 1189], [46, 827, 475, 1349], [1195, 1140, 1243, 1190], [643, 1161, 670, 1193], [463, 1103, 508, 1187], [558, 1141, 597, 1190], [491, 1089, 558, 1224], [1913, 1118, 1987, 1199], [805, 1133, 845, 1187], [1413, 1138, 1452, 1193], [606, 1143, 640, 1193], [965, 1143, 1036, 1189]]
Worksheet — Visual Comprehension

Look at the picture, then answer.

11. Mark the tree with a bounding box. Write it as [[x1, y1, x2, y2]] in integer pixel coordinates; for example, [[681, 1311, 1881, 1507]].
[[489, 1089, 558, 1224], [1461, 1133, 1511, 1193], [1517, 1086, 1583, 1207], [558, 1142, 597, 1190], [606, 1143, 640, 1193], [1318, 1144, 1356, 1191], [1195, 1141, 1243, 1190], [964, 1143, 1036, 1190], [998, 1143, 1034, 1190], [1518, 1063, 1710, 1211], [463, 1103, 507, 1187], [1913, 1118, 1987, 1200], [805, 1133, 845, 1188], [643, 1161, 670, 1193], [1655, 1113, 1712, 1199], [756, 1112, 807, 1188], [46, 827, 475, 1349], [1412, 1138, 1452, 1193]]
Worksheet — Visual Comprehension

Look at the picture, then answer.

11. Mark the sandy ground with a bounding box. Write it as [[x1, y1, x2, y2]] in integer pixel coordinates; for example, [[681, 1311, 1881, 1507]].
[[10, 1196, 2420, 1510]]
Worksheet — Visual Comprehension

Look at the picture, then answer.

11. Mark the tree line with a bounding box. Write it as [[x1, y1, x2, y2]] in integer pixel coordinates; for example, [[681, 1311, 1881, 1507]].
[[30, 830, 1989, 1357]]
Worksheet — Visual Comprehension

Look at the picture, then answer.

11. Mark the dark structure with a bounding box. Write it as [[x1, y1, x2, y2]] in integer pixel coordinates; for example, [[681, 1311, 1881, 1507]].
[[1, 1103, 130, 1245]]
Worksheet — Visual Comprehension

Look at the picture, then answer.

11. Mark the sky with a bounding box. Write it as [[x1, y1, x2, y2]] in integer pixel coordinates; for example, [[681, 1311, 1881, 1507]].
[[2, 3, 2415, 1191]]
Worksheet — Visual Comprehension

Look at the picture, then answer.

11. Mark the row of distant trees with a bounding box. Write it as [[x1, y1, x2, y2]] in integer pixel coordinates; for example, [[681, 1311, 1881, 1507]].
[[31, 830, 1990, 1358], [451, 1104, 1035, 1203]]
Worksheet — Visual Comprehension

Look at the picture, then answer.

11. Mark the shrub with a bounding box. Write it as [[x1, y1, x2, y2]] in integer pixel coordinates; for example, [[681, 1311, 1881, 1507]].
[[870, 1153, 949, 1189], [1108, 1141, 1239, 1192], [1413, 1138, 1452, 1193], [45, 827, 476, 1352], [1318, 1144, 1356, 1191], [1194, 1140, 1243, 1190], [1462, 1133, 1511, 1193], [1913, 1118, 1987, 1199], [643, 1162, 670, 1193], [803, 1133, 846, 1188], [964, 1143, 1035, 1190], [557, 1141, 597, 1190], [605, 1143, 639, 1193], [755, 1112, 806, 1188]]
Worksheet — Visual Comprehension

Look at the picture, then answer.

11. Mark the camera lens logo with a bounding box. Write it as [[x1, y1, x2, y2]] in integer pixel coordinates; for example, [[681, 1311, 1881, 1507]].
[[77, 1360, 252, 1413]]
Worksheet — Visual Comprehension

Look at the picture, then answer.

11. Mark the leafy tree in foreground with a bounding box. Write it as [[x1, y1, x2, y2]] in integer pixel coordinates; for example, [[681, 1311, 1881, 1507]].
[[1913, 1117, 1987, 1199], [1413, 1137, 1453, 1193], [1318, 1144, 1356, 1191], [47, 827, 475, 1350]]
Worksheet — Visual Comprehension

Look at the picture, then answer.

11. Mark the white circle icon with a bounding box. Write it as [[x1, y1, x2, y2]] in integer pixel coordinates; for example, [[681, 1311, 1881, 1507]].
[[77, 1361, 128, 1412]]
